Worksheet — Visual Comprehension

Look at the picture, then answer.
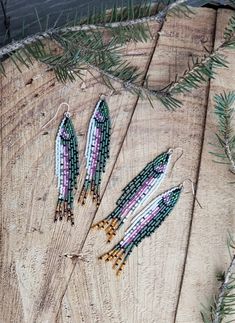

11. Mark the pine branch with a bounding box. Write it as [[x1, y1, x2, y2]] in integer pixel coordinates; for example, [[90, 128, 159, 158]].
[[223, 13, 235, 47], [0, 0, 196, 111], [0, 0, 191, 59], [214, 256, 235, 323], [167, 12, 235, 95], [201, 235, 235, 323], [86, 62, 181, 110], [168, 51, 228, 94], [210, 92, 235, 174], [51, 29, 181, 109], [38, 34, 181, 110], [167, 44, 231, 95], [2, 1, 234, 112]]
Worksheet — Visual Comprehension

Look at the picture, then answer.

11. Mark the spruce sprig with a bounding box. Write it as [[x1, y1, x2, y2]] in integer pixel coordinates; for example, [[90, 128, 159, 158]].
[[48, 31, 181, 109], [167, 12, 235, 95], [0, 0, 189, 110], [210, 92, 235, 174], [168, 53, 228, 94], [224, 13, 235, 47], [201, 235, 235, 323], [1, 2, 235, 111]]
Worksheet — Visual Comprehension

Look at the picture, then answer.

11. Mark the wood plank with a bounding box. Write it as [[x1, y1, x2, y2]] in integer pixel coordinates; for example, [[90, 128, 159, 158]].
[[175, 9, 235, 323], [58, 8, 216, 323], [0, 30, 157, 322]]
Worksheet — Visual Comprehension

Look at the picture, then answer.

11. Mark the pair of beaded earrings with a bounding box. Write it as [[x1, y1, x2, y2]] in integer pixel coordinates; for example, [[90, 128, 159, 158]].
[[92, 149, 190, 276], [45, 96, 111, 225]]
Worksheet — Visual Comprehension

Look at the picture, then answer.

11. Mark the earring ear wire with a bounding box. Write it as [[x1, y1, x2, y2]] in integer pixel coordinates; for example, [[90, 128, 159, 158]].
[[168, 146, 184, 176], [42, 102, 71, 129], [182, 178, 202, 209]]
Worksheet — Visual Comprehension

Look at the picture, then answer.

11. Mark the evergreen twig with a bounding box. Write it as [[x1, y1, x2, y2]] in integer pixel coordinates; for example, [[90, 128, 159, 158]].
[[166, 11, 235, 94], [201, 235, 235, 323], [0, 2, 235, 111], [86, 62, 181, 110], [168, 51, 228, 94], [214, 256, 235, 323], [0, 0, 188, 110], [210, 92, 235, 174]]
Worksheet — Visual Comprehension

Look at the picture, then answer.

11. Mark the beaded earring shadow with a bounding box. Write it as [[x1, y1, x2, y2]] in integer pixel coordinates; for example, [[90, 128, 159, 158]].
[[78, 96, 111, 206], [99, 183, 183, 276], [43, 103, 79, 225], [92, 149, 173, 242]]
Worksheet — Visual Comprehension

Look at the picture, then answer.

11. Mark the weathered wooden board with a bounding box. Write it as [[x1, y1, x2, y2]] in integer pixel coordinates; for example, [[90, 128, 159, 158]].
[[57, 8, 217, 323], [175, 9, 235, 323], [1, 7, 235, 323], [0, 27, 159, 322]]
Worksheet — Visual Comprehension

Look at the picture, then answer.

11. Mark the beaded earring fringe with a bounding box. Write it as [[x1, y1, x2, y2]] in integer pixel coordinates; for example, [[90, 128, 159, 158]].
[[78, 98, 111, 206], [54, 113, 79, 225], [92, 149, 172, 242], [99, 184, 182, 276]]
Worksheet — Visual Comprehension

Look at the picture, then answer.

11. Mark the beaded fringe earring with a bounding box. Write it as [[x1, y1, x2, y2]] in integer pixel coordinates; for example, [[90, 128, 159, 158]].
[[92, 149, 173, 242], [78, 96, 111, 206], [99, 184, 182, 276], [43, 102, 79, 225]]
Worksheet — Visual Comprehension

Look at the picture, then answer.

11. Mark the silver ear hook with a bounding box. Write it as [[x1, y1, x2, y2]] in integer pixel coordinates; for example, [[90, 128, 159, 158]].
[[173, 147, 184, 163], [168, 147, 184, 176], [182, 178, 202, 209], [42, 102, 71, 129]]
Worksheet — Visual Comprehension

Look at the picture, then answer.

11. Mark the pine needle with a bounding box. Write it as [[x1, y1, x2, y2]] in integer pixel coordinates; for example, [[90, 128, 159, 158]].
[[201, 235, 235, 323], [0, 2, 234, 112], [210, 91, 235, 174]]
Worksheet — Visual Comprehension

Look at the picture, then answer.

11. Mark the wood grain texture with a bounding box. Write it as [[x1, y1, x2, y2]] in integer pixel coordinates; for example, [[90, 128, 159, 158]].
[[57, 8, 216, 323], [175, 9, 235, 323], [0, 26, 159, 323], [1, 7, 235, 323]]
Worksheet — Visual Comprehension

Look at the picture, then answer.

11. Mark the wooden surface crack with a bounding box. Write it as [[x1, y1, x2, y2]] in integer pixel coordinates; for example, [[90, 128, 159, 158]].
[[173, 8, 218, 323]]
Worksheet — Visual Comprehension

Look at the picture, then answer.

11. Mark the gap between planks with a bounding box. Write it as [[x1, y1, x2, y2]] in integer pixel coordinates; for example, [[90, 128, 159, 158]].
[[173, 8, 219, 323], [0, 60, 2, 251]]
